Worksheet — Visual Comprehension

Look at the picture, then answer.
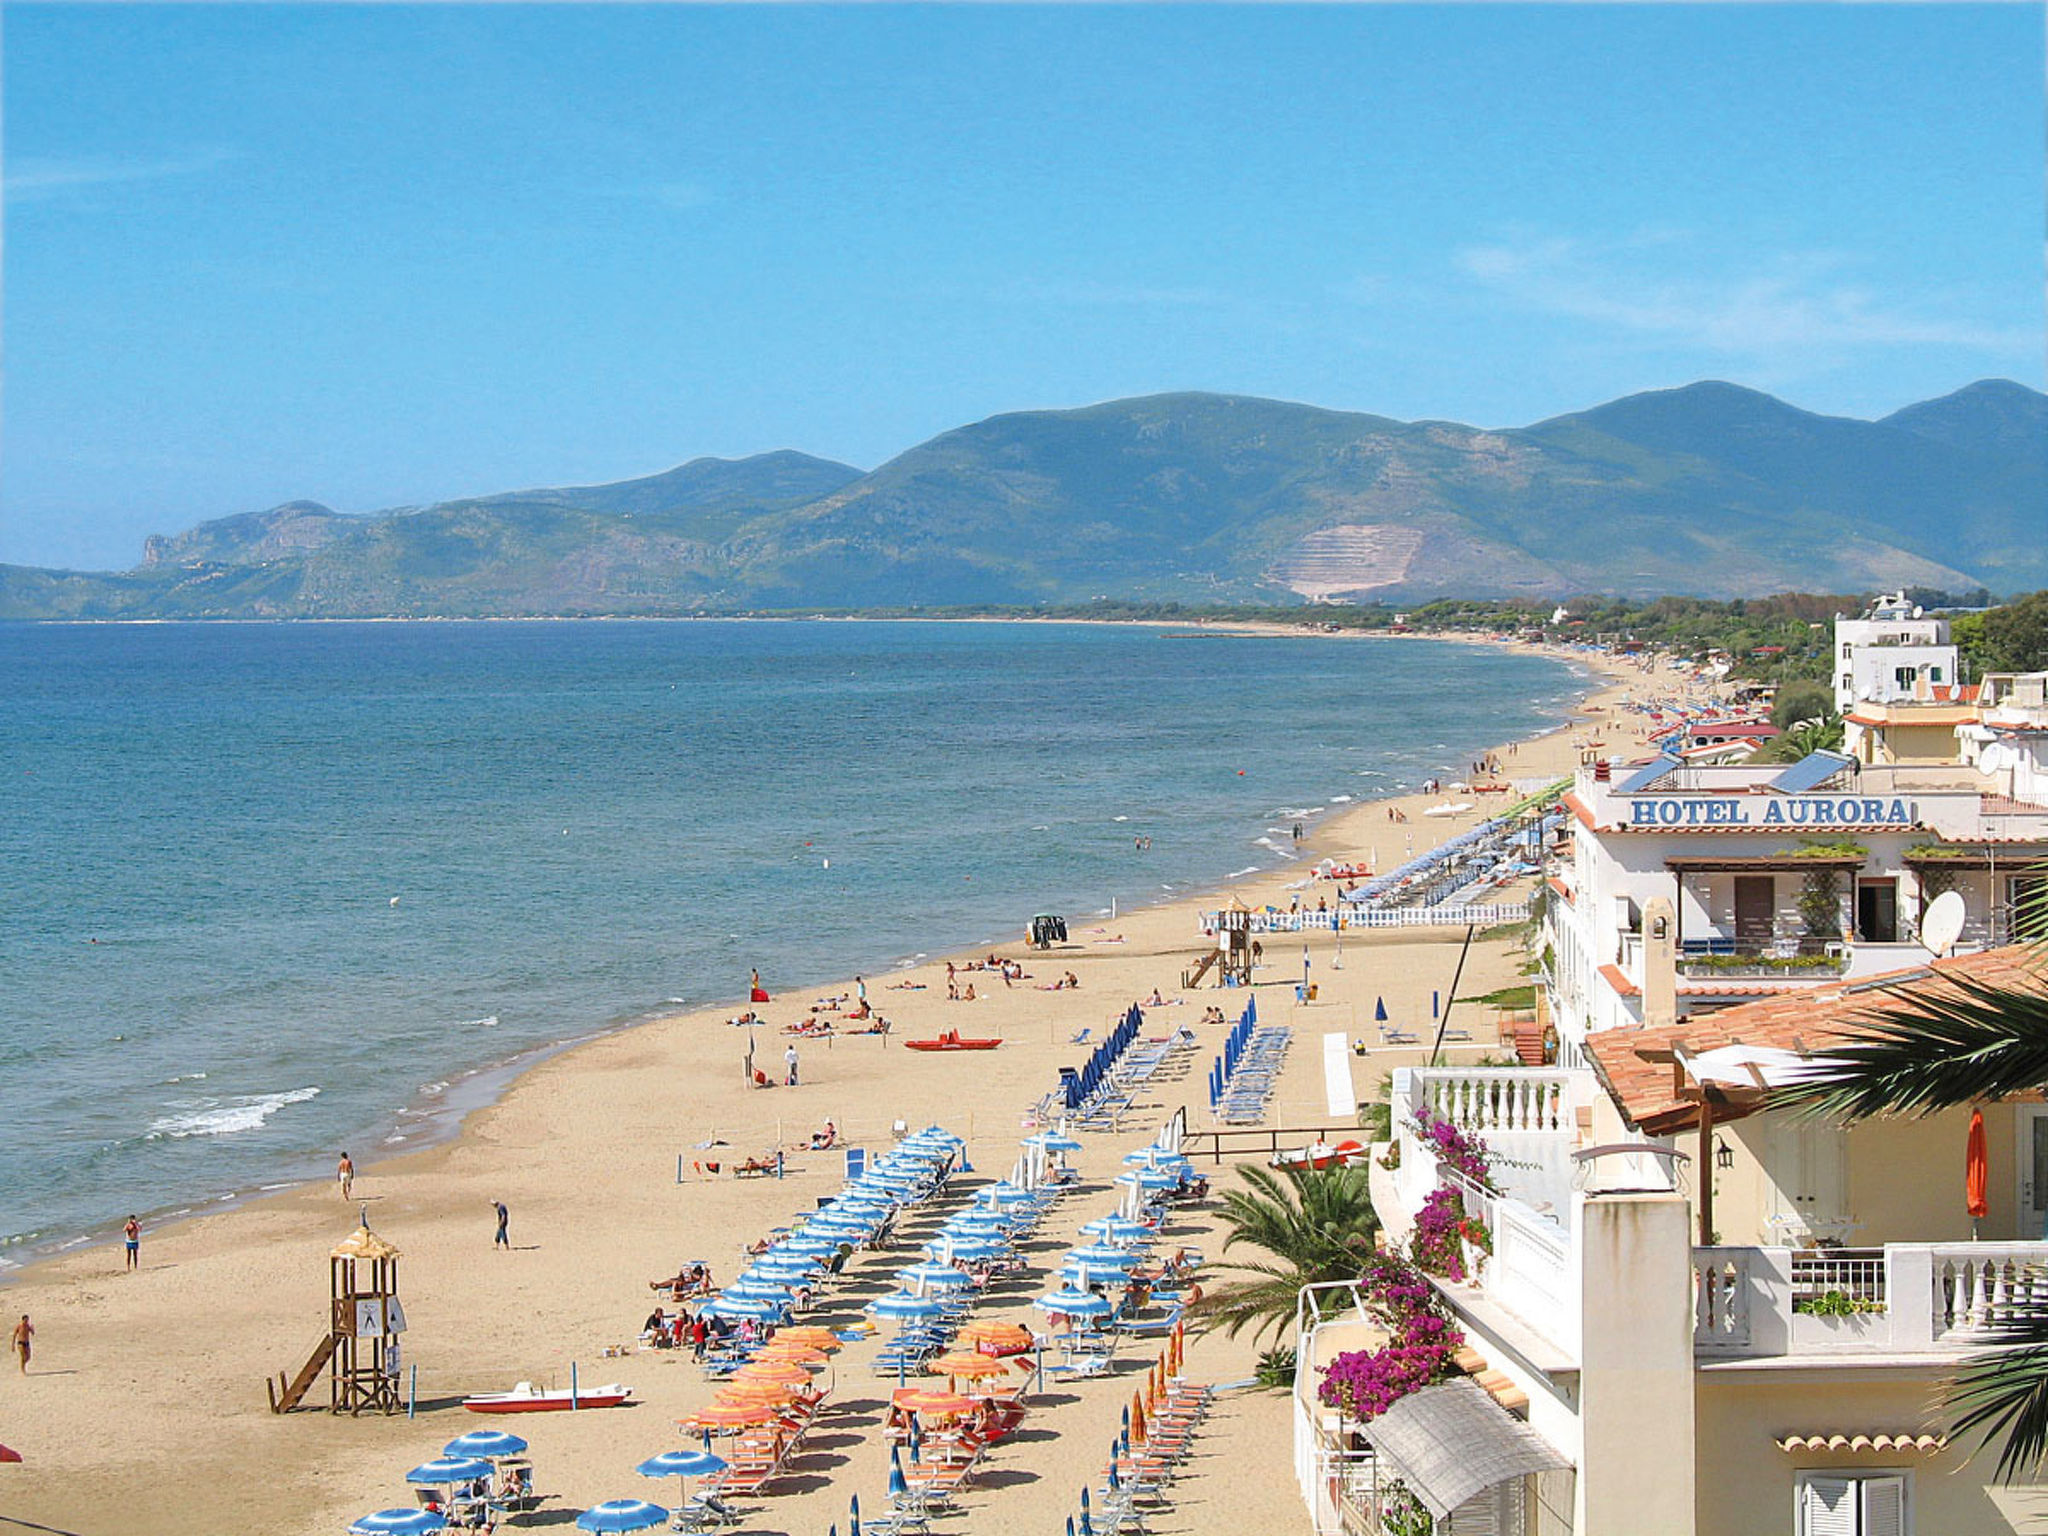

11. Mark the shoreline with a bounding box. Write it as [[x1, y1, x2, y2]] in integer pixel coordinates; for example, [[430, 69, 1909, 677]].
[[4, 628, 1606, 1275], [0, 632, 1689, 1536]]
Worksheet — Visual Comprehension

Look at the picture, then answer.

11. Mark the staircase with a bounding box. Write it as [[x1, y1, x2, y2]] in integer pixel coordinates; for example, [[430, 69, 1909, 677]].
[[267, 1333, 337, 1413]]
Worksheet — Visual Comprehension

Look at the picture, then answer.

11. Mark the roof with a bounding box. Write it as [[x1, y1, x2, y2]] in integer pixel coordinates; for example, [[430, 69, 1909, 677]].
[[1355, 1378, 1570, 1520], [1774, 1433, 1947, 1455], [332, 1224, 401, 1262], [1586, 946, 2048, 1135]]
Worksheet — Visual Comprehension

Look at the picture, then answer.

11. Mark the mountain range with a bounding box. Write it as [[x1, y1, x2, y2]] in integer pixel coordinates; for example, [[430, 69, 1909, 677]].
[[5, 379, 2042, 619]]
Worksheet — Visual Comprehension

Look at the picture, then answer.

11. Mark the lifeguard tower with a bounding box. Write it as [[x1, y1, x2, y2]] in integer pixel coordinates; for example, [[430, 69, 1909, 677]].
[[1186, 895, 1257, 988], [267, 1213, 407, 1415]]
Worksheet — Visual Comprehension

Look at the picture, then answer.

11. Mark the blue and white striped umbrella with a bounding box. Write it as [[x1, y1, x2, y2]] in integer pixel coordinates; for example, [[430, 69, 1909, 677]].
[[867, 1289, 946, 1320], [922, 1235, 1001, 1262], [636, 1450, 726, 1479], [1078, 1217, 1153, 1245], [894, 1263, 972, 1291], [701, 1294, 788, 1320], [442, 1429, 528, 1460], [575, 1499, 670, 1533], [1023, 1131, 1083, 1152], [1067, 1244, 1139, 1268], [1033, 1287, 1114, 1318], [405, 1457, 493, 1486], [350, 1511, 447, 1535]]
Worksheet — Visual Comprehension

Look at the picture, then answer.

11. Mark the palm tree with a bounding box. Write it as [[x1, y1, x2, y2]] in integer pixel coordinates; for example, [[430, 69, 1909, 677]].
[[1188, 1161, 1380, 1343], [1773, 898, 2048, 1477]]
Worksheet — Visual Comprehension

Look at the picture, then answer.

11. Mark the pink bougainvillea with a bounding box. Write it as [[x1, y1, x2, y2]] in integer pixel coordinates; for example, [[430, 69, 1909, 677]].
[[1316, 1253, 1464, 1422]]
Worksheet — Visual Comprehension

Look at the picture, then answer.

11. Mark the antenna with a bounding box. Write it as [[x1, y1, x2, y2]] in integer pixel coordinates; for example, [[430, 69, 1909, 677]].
[[1922, 890, 1965, 958]]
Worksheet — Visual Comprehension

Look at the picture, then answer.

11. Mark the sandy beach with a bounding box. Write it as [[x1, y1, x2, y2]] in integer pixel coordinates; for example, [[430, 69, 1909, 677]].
[[0, 634, 1697, 1536]]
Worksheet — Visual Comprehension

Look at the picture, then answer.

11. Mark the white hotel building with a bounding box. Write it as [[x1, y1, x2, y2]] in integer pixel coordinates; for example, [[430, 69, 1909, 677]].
[[1294, 734, 2048, 1532]]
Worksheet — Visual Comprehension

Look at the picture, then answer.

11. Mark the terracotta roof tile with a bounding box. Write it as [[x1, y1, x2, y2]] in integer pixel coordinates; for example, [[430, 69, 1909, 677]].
[[1585, 946, 2048, 1135]]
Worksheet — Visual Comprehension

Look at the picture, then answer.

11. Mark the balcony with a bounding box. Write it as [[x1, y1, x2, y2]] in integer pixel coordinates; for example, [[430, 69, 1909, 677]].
[[1675, 936, 1848, 981], [1692, 1242, 2048, 1359]]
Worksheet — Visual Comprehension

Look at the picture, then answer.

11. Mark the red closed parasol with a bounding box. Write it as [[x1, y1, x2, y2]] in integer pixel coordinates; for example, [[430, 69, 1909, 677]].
[[1967, 1108, 1990, 1228]]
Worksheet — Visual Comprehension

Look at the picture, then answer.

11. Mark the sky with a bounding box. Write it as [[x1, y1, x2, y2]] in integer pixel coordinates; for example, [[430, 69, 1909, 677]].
[[3, 4, 2042, 571]]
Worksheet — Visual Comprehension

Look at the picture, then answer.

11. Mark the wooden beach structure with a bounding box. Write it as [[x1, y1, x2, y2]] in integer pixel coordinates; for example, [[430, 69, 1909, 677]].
[[267, 1216, 407, 1415]]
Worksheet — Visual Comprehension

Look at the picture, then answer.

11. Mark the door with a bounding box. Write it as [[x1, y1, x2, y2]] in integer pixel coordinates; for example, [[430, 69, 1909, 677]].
[[1857, 882, 1898, 943], [1734, 876, 1776, 945], [2017, 1108, 2048, 1239]]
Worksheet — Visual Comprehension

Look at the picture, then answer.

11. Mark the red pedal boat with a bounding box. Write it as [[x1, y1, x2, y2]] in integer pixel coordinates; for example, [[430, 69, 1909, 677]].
[[462, 1381, 632, 1413], [903, 1031, 1003, 1052]]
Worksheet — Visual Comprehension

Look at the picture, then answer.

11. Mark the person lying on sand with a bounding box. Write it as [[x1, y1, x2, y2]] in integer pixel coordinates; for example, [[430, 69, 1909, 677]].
[[809, 1121, 837, 1150], [886, 980, 927, 990]]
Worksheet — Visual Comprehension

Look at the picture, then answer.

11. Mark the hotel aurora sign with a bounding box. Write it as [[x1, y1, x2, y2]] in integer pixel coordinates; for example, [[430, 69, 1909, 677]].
[[1626, 795, 1919, 828]]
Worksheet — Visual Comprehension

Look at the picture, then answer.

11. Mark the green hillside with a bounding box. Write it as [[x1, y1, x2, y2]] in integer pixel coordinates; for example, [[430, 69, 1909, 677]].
[[3, 382, 2039, 619]]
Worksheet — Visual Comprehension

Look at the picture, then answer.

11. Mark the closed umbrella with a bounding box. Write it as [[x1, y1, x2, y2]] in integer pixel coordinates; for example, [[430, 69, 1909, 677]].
[[575, 1499, 669, 1533], [1968, 1107, 1990, 1238]]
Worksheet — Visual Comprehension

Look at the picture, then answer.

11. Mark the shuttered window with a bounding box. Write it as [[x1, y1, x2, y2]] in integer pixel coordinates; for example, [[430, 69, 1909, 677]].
[[1795, 1472, 1910, 1536]]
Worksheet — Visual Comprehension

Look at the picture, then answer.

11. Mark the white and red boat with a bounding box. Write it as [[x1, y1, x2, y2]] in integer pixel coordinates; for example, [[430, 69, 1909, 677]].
[[1270, 1139, 1368, 1173], [462, 1380, 633, 1414]]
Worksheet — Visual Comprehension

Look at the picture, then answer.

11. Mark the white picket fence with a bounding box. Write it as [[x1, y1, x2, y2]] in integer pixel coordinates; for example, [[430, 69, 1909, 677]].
[[1205, 902, 1530, 935]]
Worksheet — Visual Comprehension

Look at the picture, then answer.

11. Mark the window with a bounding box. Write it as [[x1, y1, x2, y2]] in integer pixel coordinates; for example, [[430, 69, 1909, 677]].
[[1796, 1471, 1909, 1536]]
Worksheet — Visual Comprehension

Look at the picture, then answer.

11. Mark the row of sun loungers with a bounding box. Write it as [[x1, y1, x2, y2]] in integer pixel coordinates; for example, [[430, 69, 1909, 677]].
[[1215, 1024, 1291, 1125], [1092, 1377, 1217, 1533]]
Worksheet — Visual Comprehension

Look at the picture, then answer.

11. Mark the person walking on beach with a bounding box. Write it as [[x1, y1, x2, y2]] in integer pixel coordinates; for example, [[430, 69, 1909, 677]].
[[491, 1200, 510, 1249], [123, 1214, 140, 1271], [337, 1151, 354, 1201], [11, 1315, 31, 1374], [784, 1044, 800, 1086]]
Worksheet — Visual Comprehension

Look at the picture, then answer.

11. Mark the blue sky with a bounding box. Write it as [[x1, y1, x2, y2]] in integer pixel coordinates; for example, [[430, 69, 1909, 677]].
[[4, 4, 2042, 570]]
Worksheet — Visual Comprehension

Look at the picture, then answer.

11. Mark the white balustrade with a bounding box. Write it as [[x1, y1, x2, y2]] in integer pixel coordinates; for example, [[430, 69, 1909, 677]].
[[1419, 1068, 1571, 1136], [1931, 1245, 2048, 1342]]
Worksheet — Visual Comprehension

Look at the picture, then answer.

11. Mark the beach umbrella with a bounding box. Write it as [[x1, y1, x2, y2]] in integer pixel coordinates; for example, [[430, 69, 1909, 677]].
[[733, 1359, 812, 1386], [927, 1350, 1014, 1383], [1080, 1486, 1095, 1536], [896, 1262, 972, 1293], [752, 1255, 823, 1277], [889, 1446, 909, 1500], [867, 1290, 945, 1321], [681, 1401, 778, 1430], [1026, 1131, 1082, 1153], [1068, 1518, 1077, 1536], [922, 1234, 1000, 1263], [958, 1320, 1035, 1354], [636, 1448, 725, 1510], [1068, 1244, 1138, 1268], [405, 1457, 494, 1486], [755, 1340, 833, 1367], [1079, 1216, 1153, 1245], [944, 1211, 1011, 1234], [711, 1381, 798, 1407], [441, 1429, 528, 1460], [702, 1294, 787, 1320], [892, 1388, 975, 1417], [777, 1232, 844, 1254], [769, 1325, 843, 1351], [350, 1511, 447, 1535], [1131, 1392, 1147, 1445], [0, 1443, 19, 1464], [575, 1499, 669, 1533], [1034, 1287, 1113, 1319], [1374, 997, 1387, 1022]]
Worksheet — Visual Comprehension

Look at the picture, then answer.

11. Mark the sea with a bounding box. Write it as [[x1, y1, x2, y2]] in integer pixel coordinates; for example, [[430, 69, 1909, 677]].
[[0, 619, 1585, 1264]]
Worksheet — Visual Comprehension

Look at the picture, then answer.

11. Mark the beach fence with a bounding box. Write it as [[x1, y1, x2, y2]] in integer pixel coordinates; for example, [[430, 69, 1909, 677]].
[[1203, 902, 1530, 935]]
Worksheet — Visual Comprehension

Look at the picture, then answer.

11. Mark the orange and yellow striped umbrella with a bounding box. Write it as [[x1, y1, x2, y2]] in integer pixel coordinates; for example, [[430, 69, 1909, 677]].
[[681, 1401, 778, 1429], [756, 1342, 833, 1369], [957, 1320, 1034, 1354], [772, 1326, 843, 1351], [732, 1360, 811, 1386], [892, 1388, 975, 1417], [713, 1379, 799, 1405], [927, 1351, 1013, 1380]]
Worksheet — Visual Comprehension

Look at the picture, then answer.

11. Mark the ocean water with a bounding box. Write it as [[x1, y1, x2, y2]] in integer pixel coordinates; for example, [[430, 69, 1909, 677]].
[[0, 619, 1583, 1258]]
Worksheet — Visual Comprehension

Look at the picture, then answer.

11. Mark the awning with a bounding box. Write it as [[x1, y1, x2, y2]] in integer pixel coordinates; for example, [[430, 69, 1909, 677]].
[[1775, 1433, 1947, 1455], [1356, 1379, 1569, 1520]]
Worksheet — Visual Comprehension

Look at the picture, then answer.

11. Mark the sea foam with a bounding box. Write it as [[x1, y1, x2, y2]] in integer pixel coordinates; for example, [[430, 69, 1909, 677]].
[[147, 1086, 320, 1140]]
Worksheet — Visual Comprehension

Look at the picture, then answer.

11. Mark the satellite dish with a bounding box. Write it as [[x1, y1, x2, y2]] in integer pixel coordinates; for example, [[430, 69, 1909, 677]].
[[1922, 890, 1966, 957]]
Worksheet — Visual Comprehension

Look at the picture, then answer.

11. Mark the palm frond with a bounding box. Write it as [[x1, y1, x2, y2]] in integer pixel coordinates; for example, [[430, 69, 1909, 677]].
[[1769, 971, 2048, 1121], [1948, 1301, 2048, 1481]]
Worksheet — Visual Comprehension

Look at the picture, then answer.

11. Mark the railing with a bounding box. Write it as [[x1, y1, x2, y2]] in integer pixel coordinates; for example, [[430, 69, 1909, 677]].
[[1205, 902, 1530, 935], [1493, 1199, 1579, 1356], [1416, 1068, 1571, 1135], [1677, 947, 1847, 981], [1693, 1242, 2048, 1356], [1179, 1120, 1366, 1167]]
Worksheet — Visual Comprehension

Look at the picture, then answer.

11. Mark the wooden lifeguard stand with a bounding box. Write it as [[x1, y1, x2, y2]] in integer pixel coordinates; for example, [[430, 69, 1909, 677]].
[[267, 1213, 406, 1415], [1214, 895, 1256, 986]]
